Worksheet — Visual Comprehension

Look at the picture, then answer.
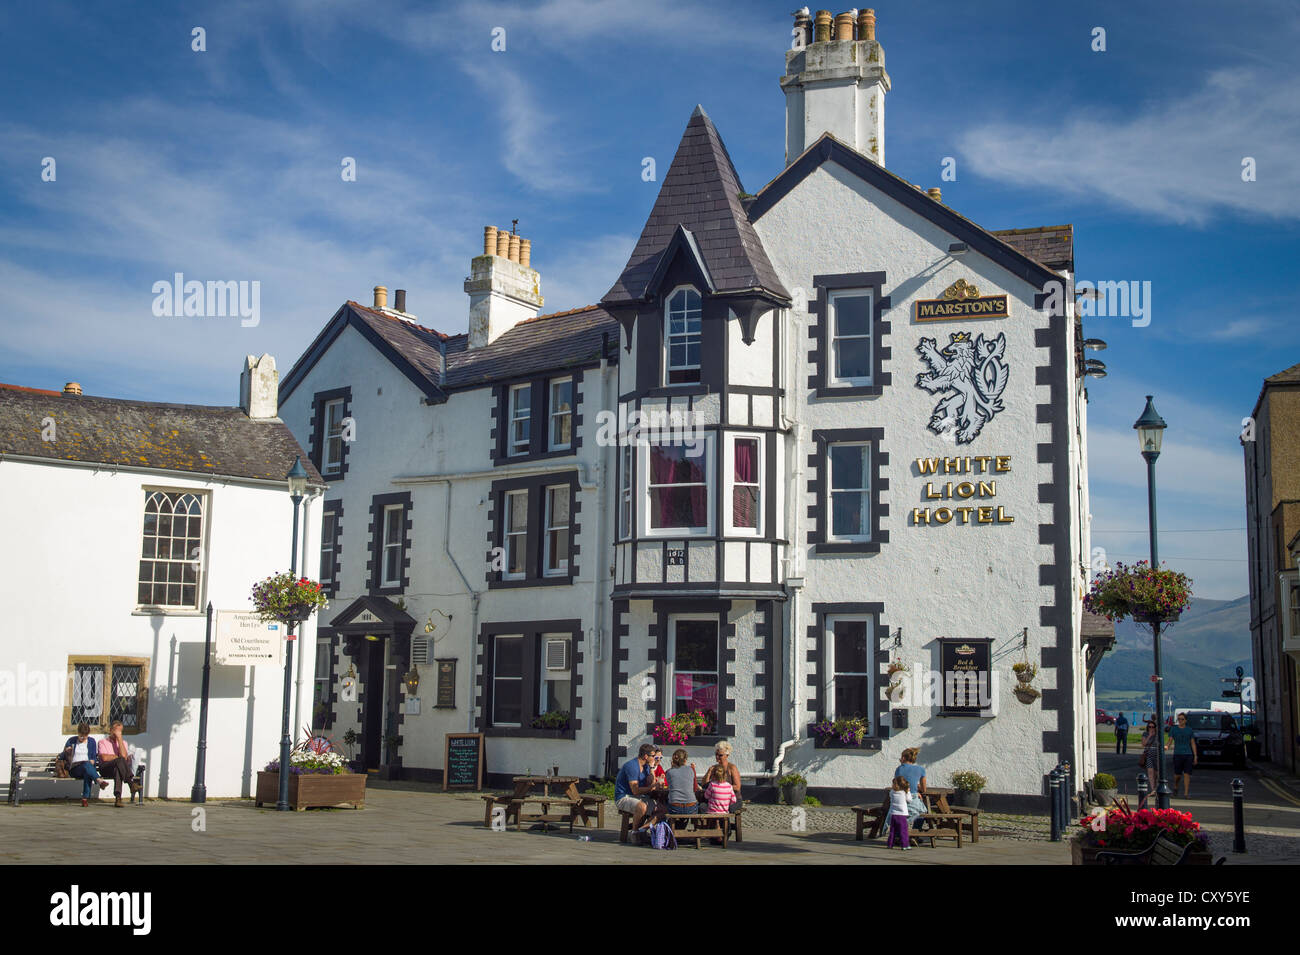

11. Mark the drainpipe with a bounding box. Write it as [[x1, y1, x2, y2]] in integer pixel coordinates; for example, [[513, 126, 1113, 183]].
[[589, 357, 614, 776], [430, 478, 481, 732]]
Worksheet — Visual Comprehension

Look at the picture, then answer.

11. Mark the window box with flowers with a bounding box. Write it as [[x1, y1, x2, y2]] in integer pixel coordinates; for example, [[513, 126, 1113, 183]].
[[809, 717, 880, 750], [529, 710, 573, 738], [652, 710, 717, 746], [1084, 561, 1192, 624]]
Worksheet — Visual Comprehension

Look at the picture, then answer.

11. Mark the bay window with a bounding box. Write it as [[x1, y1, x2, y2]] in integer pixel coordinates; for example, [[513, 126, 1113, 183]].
[[726, 434, 761, 536], [619, 444, 633, 540], [646, 440, 711, 535]]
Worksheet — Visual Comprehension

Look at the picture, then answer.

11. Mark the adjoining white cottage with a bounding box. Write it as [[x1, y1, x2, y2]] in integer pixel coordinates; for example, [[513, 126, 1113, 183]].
[[0, 357, 323, 800], [281, 10, 1110, 809]]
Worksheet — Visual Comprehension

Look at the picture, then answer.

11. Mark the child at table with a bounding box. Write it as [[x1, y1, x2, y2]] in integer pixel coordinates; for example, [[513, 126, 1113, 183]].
[[886, 776, 912, 850], [704, 764, 737, 814]]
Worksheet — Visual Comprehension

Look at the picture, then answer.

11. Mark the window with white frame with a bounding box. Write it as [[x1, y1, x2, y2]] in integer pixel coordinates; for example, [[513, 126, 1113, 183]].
[[503, 490, 528, 579], [381, 504, 404, 586], [543, 485, 570, 576], [619, 444, 633, 540], [538, 633, 572, 715], [548, 378, 573, 451], [646, 440, 711, 535], [727, 433, 761, 536], [508, 384, 531, 456], [827, 615, 871, 723], [828, 443, 870, 542], [319, 509, 337, 586], [491, 635, 523, 726], [323, 399, 346, 474], [664, 287, 702, 385], [669, 617, 719, 730], [828, 289, 873, 386], [138, 490, 205, 609]]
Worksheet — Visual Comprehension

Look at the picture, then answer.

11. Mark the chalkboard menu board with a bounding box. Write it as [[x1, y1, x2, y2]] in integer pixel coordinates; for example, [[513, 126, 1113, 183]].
[[444, 733, 484, 791], [939, 638, 993, 716]]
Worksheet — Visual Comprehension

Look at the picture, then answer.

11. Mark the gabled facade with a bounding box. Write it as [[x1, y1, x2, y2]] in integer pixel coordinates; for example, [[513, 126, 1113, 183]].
[[282, 10, 1101, 807]]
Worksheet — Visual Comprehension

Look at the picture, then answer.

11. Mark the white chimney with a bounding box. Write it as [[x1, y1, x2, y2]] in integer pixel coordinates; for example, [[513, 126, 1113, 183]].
[[781, 8, 890, 166], [240, 353, 278, 419], [465, 225, 543, 349]]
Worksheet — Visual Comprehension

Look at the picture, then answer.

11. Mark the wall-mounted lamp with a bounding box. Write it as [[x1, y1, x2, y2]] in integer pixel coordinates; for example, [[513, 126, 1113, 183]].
[[889, 627, 903, 649], [1083, 338, 1107, 351], [424, 608, 452, 635], [1084, 358, 1107, 379], [403, 665, 420, 695], [947, 242, 969, 256], [364, 633, 380, 642]]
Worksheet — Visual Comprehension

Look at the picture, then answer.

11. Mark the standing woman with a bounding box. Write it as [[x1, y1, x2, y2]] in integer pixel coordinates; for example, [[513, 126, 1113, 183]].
[[62, 722, 109, 806], [894, 748, 929, 825], [1139, 720, 1159, 806], [97, 720, 139, 807]]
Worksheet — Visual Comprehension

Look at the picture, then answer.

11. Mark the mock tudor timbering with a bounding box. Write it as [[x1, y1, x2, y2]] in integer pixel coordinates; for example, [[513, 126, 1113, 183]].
[[276, 12, 1100, 807]]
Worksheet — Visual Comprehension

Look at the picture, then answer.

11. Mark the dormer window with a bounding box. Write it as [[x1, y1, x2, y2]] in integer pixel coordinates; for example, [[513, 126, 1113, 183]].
[[664, 287, 702, 385]]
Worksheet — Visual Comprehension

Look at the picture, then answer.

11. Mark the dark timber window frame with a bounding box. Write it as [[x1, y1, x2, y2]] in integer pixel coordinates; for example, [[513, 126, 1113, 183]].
[[487, 471, 581, 589], [366, 492, 412, 596], [319, 499, 343, 596], [808, 272, 891, 398], [491, 372, 585, 466], [476, 619, 582, 739], [309, 387, 352, 482], [808, 428, 888, 555], [806, 603, 889, 749]]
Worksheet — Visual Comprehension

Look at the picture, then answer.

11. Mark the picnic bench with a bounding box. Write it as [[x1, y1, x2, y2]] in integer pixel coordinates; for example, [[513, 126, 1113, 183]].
[[9, 748, 147, 806], [1096, 832, 1225, 866], [618, 809, 741, 847], [480, 776, 606, 831], [852, 791, 967, 847]]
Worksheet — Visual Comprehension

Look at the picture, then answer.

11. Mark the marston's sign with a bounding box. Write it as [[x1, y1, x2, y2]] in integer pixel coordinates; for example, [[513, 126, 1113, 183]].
[[915, 278, 1008, 323]]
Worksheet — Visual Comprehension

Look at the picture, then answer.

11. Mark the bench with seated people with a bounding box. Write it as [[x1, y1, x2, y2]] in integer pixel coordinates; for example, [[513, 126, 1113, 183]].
[[616, 742, 746, 847], [10, 723, 146, 807], [851, 747, 979, 848]]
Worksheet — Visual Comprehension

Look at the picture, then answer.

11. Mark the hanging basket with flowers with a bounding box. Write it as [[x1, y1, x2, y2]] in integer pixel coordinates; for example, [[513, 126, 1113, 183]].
[[250, 572, 330, 625], [1083, 560, 1191, 624]]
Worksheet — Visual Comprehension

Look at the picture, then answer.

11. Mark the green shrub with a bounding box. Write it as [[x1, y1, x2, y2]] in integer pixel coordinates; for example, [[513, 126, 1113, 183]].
[[585, 778, 615, 799], [1093, 773, 1117, 790], [777, 772, 807, 787], [804, 795, 821, 807]]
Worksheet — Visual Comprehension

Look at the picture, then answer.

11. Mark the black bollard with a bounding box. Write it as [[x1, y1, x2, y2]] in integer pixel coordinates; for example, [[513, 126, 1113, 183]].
[[1231, 778, 1247, 853], [1049, 768, 1061, 841], [1136, 773, 1149, 808]]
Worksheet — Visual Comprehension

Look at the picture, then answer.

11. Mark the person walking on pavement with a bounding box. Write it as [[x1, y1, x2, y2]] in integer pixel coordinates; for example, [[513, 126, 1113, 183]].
[[1114, 712, 1129, 755]]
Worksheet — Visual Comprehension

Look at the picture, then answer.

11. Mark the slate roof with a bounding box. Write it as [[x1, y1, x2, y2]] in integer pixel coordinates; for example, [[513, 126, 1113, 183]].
[[0, 384, 324, 485], [991, 225, 1074, 272], [1265, 361, 1300, 385], [442, 305, 618, 390], [603, 105, 790, 307]]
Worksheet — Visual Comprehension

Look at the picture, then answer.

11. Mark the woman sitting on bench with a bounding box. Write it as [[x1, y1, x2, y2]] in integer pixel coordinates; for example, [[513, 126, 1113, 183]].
[[63, 722, 109, 807], [664, 749, 702, 816], [97, 720, 140, 808]]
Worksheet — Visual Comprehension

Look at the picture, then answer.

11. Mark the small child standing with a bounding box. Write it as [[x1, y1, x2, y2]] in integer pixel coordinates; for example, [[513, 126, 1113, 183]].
[[886, 776, 911, 850]]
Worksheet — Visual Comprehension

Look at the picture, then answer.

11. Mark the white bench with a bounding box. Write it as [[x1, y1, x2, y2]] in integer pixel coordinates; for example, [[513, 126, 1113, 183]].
[[9, 749, 147, 806]]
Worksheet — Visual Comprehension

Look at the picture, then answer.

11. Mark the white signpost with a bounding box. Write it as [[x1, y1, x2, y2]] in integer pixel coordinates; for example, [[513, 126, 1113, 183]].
[[215, 611, 285, 666]]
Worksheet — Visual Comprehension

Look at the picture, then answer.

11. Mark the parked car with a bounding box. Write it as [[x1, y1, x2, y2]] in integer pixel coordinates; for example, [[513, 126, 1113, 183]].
[[1095, 709, 1115, 725], [1176, 710, 1248, 768]]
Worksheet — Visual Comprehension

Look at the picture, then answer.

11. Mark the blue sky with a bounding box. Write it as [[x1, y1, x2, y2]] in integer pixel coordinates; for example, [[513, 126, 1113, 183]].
[[3, 0, 1298, 599]]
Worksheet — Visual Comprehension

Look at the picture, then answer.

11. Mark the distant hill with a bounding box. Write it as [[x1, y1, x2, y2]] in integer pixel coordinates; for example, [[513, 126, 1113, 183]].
[[1094, 596, 1252, 711]]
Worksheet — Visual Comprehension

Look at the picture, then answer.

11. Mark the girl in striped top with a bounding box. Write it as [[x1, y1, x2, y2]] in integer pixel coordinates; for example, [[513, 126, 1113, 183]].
[[705, 765, 737, 813]]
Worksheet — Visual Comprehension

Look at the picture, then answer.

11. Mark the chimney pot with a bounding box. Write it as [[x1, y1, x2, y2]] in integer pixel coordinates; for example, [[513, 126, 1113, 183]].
[[394, 289, 407, 313], [373, 285, 388, 309], [858, 7, 875, 41], [520, 238, 532, 268], [834, 12, 855, 40], [62, 382, 81, 396], [814, 9, 832, 41], [927, 187, 942, 203], [483, 225, 498, 256], [495, 229, 511, 257], [508, 233, 521, 263]]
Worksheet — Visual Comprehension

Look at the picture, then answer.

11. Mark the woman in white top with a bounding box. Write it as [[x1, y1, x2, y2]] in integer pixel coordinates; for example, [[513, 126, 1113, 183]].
[[61, 722, 109, 806]]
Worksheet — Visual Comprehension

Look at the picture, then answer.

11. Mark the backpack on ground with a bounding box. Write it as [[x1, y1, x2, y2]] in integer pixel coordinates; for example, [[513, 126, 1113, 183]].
[[649, 820, 677, 850]]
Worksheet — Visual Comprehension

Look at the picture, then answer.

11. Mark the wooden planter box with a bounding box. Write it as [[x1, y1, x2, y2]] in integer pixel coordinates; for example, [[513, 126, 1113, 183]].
[[1071, 837, 1212, 865], [255, 771, 366, 811]]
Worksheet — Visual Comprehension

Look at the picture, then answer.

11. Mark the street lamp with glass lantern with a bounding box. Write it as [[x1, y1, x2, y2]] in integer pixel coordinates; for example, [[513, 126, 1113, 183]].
[[1133, 396, 1172, 809], [276, 456, 309, 811]]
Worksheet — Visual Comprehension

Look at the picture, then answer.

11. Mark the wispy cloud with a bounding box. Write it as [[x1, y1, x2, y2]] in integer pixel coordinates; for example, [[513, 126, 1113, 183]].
[[959, 68, 1300, 225]]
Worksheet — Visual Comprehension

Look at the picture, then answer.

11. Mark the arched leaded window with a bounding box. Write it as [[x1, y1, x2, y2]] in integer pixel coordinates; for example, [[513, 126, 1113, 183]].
[[138, 491, 205, 609], [664, 287, 702, 384]]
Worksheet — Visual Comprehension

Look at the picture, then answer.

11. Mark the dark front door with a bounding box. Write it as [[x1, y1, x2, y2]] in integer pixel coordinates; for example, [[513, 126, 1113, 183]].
[[362, 640, 385, 770]]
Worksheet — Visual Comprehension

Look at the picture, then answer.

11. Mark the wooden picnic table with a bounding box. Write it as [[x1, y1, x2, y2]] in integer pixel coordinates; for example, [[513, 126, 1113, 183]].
[[479, 775, 606, 832]]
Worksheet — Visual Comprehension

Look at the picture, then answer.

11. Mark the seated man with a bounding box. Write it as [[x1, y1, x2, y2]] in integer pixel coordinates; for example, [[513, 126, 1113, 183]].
[[615, 743, 658, 832]]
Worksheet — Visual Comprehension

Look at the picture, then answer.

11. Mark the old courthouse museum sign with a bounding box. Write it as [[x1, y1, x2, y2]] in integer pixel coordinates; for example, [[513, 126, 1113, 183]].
[[914, 278, 1009, 322], [912, 455, 1015, 526]]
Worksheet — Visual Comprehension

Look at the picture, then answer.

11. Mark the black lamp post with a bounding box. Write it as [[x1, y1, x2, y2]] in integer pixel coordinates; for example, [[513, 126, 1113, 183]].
[[1133, 396, 1172, 809], [277, 456, 309, 812]]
